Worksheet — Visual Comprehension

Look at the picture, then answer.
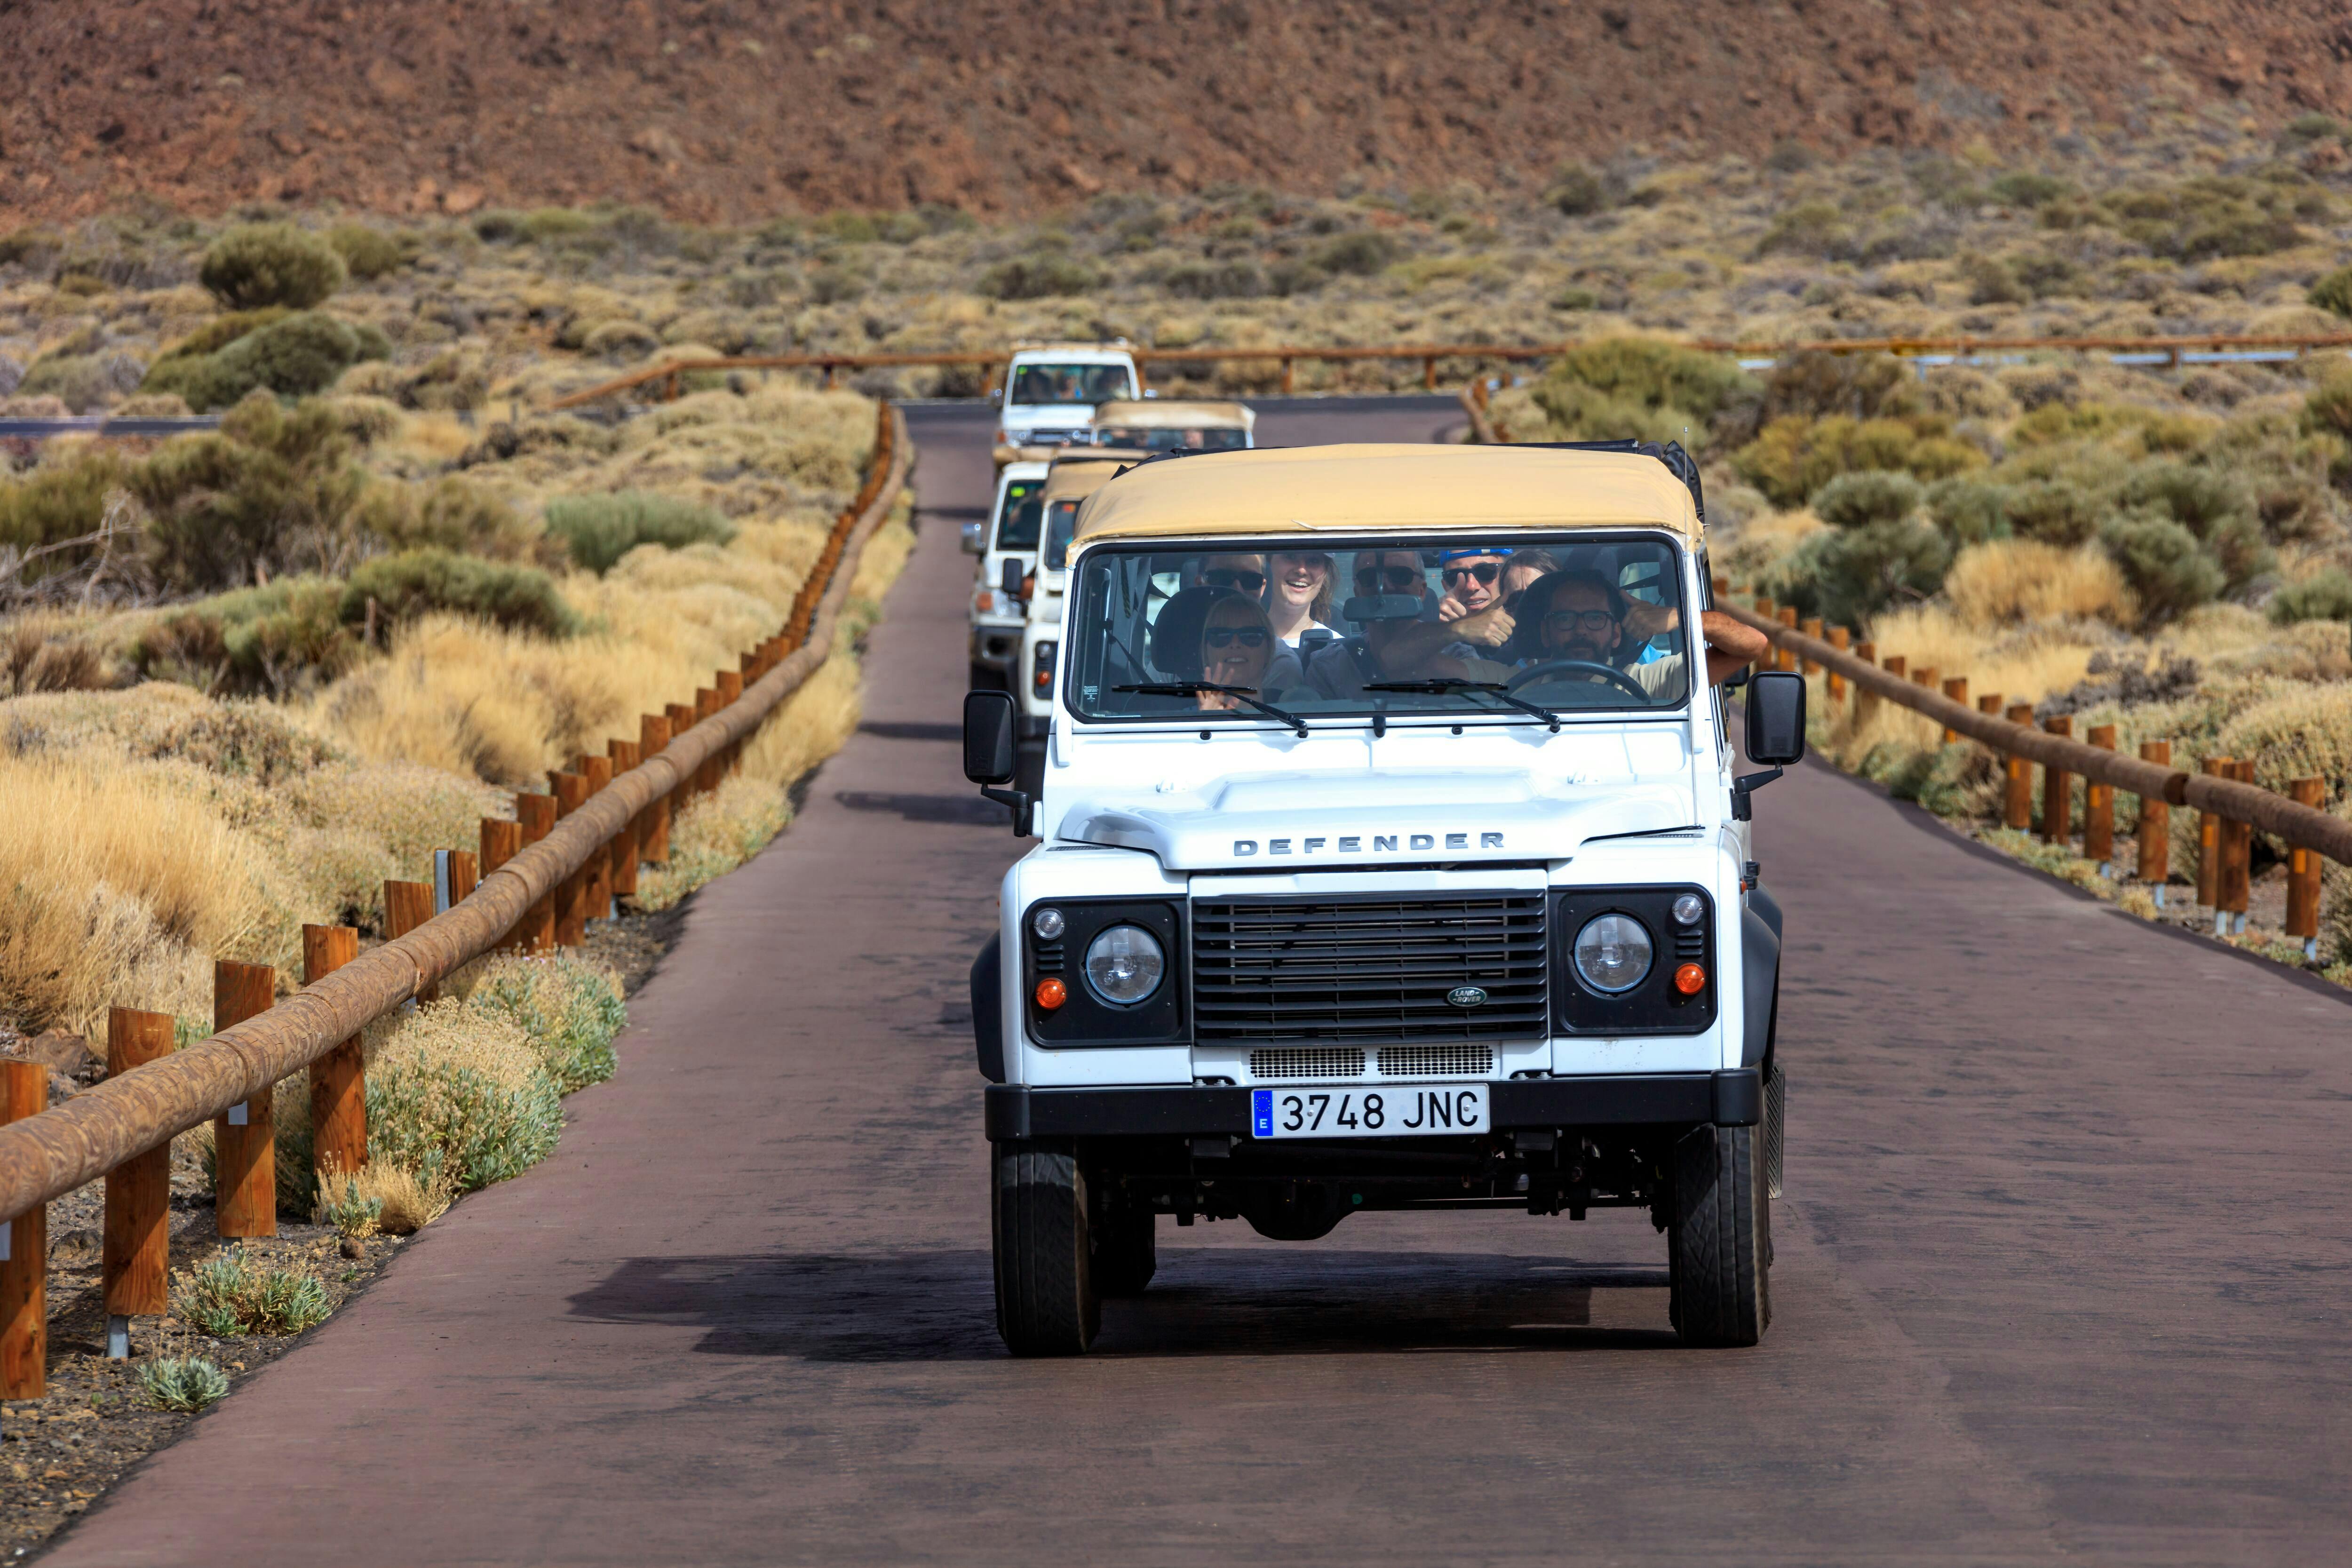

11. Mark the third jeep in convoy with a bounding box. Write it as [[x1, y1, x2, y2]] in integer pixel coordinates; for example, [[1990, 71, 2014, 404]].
[[964, 441, 1796, 1355]]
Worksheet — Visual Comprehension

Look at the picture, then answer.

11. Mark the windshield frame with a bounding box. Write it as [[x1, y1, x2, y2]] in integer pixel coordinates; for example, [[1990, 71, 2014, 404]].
[[1058, 528, 1695, 732], [1007, 362, 1134, 406]]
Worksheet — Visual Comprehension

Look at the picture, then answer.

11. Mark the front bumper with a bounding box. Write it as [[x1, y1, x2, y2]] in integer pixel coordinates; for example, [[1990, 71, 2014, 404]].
[[984, 1069, 1760, 1141]]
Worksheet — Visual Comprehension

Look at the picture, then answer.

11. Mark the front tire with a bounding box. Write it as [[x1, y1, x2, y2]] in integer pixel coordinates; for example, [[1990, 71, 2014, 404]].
[[1669, 1123, 1771, 1348], [992, 1141, 1099, 1356]]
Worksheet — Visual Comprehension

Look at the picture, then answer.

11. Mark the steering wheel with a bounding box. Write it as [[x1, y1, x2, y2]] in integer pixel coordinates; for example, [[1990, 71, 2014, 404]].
[[1504, 659, 1655, 704]]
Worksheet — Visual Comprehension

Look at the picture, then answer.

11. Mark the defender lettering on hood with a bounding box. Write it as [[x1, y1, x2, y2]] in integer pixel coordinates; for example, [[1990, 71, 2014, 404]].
[[1232, 831, 1507, 857]]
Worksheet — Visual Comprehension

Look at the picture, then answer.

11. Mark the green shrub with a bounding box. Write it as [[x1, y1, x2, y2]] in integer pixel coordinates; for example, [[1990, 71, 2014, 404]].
[[0, 446, 135, 584], [17, 350, 144, 412], [1778, 517, 1951, 629], [2270, 569, 2352, 625], [543, 490, 738, 573], [339, 549, 580, 639], [1732, 413, 1979, 506], [458, 952, 627, 1093], [2097, 176, 2316, 260], [2099, 513, 2223, 622], [1964, 255, 2029, 306], [975, 254, 1100, 299], [2312, 267, 2352, 320], [2121, 461, 2251, 539], [1756, 201, 1853, 259], [362, 476, 550, 564], [326, 223, 407, 280], [1812, 470, 1923, 529], [314, 1171, 384, 1237], [1989, 171, 2072, 207], [138, 1355, 230, 1411], [199, 223, 347, 310], [1160, 260, 1266, 300], [176, 1247, 331, 1336], [132, 577, 358, 696], [1926, 478, 2012, 545], [1310, 231, 1400, 276], [365, 997, 563, 1192], [195, 311, 371, 408], [1756, 351, 1919, 425], [133, 395, 371, 589], [1551, 337, 1756, 424], [1548, 164, 1610, 216], [2002, 480, 2101, 547], [151, 307, 294, 366]]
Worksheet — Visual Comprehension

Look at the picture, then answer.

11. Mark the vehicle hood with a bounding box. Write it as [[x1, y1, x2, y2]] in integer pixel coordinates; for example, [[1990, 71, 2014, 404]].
[[1057, 766, 1692, 870]]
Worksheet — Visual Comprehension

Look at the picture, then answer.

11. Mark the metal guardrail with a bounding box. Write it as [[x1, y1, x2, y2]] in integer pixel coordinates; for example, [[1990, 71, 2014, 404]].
[[0, 416, 223, 440], [546, 329, 2352, 410], [0, 403, 909, 1393]]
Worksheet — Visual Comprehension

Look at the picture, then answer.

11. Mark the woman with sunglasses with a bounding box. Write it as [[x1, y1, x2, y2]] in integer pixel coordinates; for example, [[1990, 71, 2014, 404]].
[[1265, 551, 1336, 648], [1148, 586, 1299, 709]]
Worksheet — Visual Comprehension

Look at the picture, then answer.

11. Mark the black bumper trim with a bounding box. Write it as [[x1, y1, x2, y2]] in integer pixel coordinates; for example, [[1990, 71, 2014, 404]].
[[984, 1069, 1758, 1141]]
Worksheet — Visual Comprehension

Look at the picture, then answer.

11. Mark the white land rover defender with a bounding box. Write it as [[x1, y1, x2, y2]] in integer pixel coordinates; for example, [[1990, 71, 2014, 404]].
[[966, 461, 1049, 691], [992, 343, 1142, 468], [1011, 448, 1153, 763], [963, 443, 1802, 1356]]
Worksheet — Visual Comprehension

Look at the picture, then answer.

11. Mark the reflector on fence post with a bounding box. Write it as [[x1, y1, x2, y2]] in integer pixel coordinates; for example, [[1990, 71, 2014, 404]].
[[2288, 778, 2324, 958], [2084, 725, 2117, 871], [304, 926, 367, 1185], [2138, 740, 2172, 904], [3, 1057, 49, 1393], [104, 1011, 174, 1354], [2003, 703, 2035, 830], [213, 962, 278, 1239]]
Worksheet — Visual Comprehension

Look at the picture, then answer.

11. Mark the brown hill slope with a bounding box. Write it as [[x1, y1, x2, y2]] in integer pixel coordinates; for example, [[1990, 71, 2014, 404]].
[[4, 0, 2350, 223]]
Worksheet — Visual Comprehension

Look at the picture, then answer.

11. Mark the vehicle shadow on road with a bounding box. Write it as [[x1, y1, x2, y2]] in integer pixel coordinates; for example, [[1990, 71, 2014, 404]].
[[566, 1249, 1676, 1361]]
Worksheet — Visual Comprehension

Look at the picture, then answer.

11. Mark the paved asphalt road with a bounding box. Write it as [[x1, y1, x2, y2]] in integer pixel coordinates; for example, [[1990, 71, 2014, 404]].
[[42, 399, 2352, 1566]]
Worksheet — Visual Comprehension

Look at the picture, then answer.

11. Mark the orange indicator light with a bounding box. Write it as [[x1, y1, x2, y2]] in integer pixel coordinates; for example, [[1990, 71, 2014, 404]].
[[1673, 963, 1707, 996], [1035, 977, 1068, 1010]]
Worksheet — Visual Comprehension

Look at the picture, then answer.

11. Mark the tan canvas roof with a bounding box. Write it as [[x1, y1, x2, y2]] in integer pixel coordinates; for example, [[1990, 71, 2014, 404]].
[[1090, 399, 1254, 430], [1042, 448, 1152, 501], [1073, 444, 1702, 543]]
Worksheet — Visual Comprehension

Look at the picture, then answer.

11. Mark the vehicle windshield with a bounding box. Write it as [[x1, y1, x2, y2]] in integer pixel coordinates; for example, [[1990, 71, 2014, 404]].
[[1064, 533, 1689, 724], [1043, 501, 1079, 571], [1009, 363, 1131, 405], [993, 481, 1045, 550], [1093, 425, 1248, 451]]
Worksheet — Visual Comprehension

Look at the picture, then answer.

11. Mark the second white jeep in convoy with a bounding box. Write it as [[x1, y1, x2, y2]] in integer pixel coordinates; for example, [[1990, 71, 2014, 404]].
[[963, 442, 1796, 1356]]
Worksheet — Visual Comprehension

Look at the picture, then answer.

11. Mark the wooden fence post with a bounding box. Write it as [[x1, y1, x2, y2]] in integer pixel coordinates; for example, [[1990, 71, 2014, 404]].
[[1776, 606, 1797, 671], [715, 669, 745, 781], [2220, 758, 2255, 934], [667, 702, 698, 808], [581, 755, 615, 921], [2041, 715, 2073, 844], [103, 1011, 175, 1354], [1826, 626, 1849, 700], [608, 739, 643, 900], [1853, 640, 1877, 723], [2288, 778, 2324, 958], [549, 773, 589, 946], [302, 925, 368, 1193], [481, 817, 523, 948], [640, 714, 674, 864], [1798, 616, 1822, 675], [3, 1058, 49, 1393], [386, 879, 436, 999], [2197, 756, 2229, 909], [2137, 740, 2172, 902], [693, 688, 722, 795], [213, 961, 277, 1239], [2003, 703, 2035, 830], [516, 794, 558, 951], [1940, 677, 1968, 744], [2083, 724, 2116, 870]]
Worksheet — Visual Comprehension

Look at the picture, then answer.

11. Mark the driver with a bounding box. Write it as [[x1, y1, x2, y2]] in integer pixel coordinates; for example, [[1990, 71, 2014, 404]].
[[1303, 550, 1496, 699], [1508, 570, 1770, 694]]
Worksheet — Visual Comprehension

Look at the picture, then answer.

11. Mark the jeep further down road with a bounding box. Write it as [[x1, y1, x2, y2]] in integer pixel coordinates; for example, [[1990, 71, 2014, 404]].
[[962, 443, 1803, 1356]]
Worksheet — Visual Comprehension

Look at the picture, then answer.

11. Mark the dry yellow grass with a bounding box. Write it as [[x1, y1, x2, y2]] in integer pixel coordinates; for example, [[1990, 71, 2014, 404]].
[[1942, 540, 2137, 629], [329, 1158, 453, 1235]]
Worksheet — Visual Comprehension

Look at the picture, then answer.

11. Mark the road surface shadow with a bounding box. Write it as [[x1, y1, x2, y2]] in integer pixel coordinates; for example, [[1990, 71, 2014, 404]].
[[856, 720, 962, 743], [567, 1248, 1675, 1361], [832, 789, 1007, 824]]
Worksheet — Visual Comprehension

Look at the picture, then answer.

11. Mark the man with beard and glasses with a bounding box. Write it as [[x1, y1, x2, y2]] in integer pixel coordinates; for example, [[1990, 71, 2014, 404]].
[[1508, 570, 1769, 696]]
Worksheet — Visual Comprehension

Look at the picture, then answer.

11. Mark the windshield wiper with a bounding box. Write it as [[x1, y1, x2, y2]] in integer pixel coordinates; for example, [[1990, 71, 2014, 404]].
[[1114, 682, 1309, 738], [1363, 678, 1560, 733]]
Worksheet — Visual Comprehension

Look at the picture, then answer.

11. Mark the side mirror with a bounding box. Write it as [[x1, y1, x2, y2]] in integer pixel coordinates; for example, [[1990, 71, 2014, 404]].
[[964, 690, 1018, 783], [1745, 671, 1807, 766], [1000, 557, 1027, 600], [960, 520, 985, 556]]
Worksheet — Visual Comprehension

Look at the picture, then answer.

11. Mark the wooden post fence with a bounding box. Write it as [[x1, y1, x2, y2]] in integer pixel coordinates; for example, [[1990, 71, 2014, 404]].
[[2288, 778, 2324, 957], [2198, 756, 2229, 909], [2004, 703, 2036, 830], [581, 755, 615, 921], [305, 925, 366, 1185], [2041, 715, 2073, 843], [2084, 725, 2117, 870], [3, 1059, 48, 1393], [2138, 740, 2172, 901], [213, 961, 277, 1240], [2220, 758, 2255, 934], [1940, 677, 1967, 744], [549, 773, 589, 946]]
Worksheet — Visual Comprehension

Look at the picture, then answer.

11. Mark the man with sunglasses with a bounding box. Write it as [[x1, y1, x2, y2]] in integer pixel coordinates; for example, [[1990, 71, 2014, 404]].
[[1301, 549, 1495, 700], [1521, 570, 1771, 694], [1198, 552, 1269, 597]]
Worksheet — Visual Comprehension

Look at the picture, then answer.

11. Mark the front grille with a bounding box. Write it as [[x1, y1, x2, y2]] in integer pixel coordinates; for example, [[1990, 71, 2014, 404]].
[[1194, 893, 1548, 1043], [1249, 1047, 1367, 1080], [1376, 1044, 1496, 1077]]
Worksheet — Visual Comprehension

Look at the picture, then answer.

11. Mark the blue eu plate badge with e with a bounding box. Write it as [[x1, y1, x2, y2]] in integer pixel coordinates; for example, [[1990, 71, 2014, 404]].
[[1252, 1089, 1274, 1138]]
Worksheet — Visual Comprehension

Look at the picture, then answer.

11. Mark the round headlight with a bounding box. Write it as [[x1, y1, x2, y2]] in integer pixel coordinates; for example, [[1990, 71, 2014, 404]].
[[1573, 913, 1654, 995], [1031, 906, 1065, 941], [1671, 892, 1706, 926], [1083, 923, 1165, 1006]]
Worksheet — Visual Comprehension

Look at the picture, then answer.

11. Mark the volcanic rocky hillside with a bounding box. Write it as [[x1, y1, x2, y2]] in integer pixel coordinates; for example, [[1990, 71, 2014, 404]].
[[3, 0, 2351, 221]]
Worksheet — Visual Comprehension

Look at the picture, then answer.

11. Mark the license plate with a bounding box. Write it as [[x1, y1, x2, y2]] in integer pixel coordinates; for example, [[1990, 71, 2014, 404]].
[[1250, 1083, 1490, 1139]]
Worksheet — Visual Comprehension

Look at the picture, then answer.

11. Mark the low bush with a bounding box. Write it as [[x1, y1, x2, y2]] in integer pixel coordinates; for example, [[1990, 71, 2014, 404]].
[[1310, 231, 1399, 276], [132, 577, 358, 696], [0, 446, 138, 586], [544, 490, 735, 573], [1778, 516, 1951, 629], [2270, 568, 2352, 625], [362, 476, 551, 564], [138, 1355, 230, 1411], [1160, 260, 1266, 300], [17, 351, 145, 413], [975, 254, 1099, 300], [1547, 163, 1610, 216], [1925, 477, 2011, 545], [157, 311, 381, 411], [199, 223, 347, 310], [1528, 336, 1759, 453], [2313, 266, 2352, 320], [455, 952, 627, 1093], [314, 1168, 384, 1237], [2003, 480, 2101, 547], [1942, 538, 2137, 627], [175, 1246, 332, 1336], [1812, 470, 1923, 529], [364, 997, 563, 1193], [1733, 413, 1981, 506], [2098, 512, 2224, 622], [134, 395, 373, 590], [339, 549, 580, 640], [326, 223, 408, 280]]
